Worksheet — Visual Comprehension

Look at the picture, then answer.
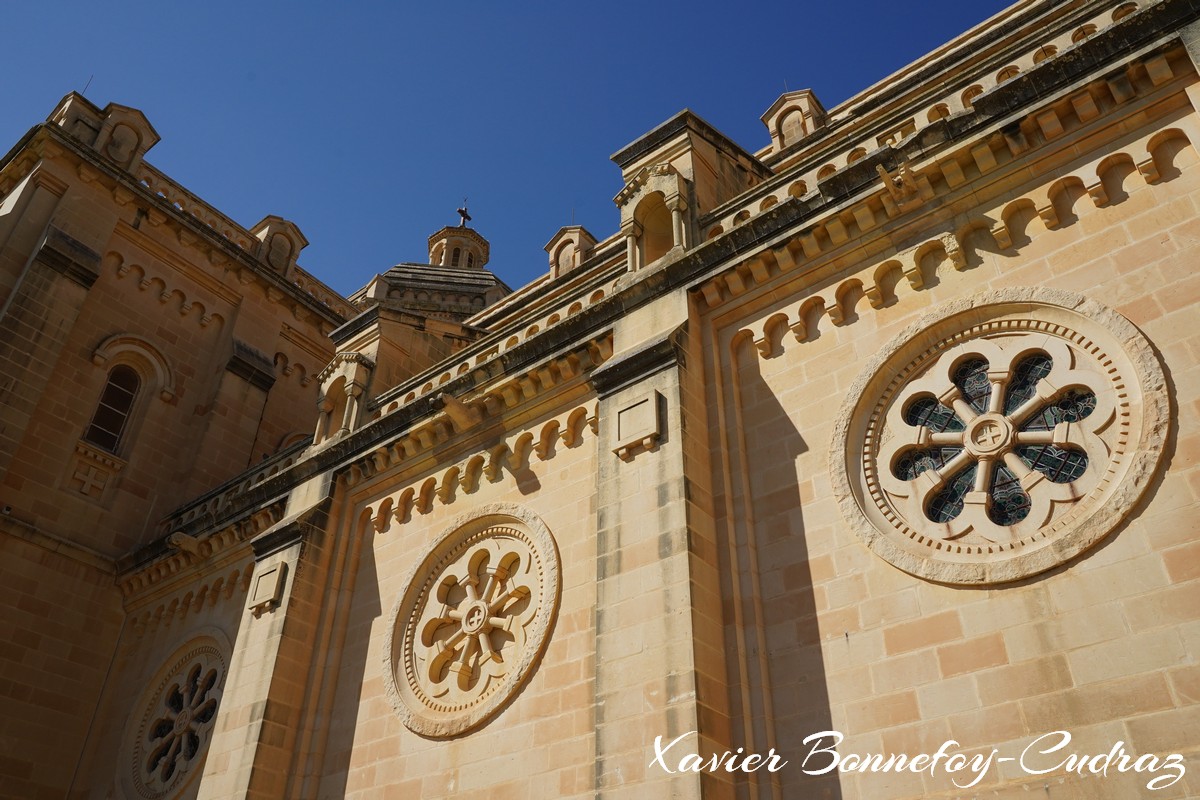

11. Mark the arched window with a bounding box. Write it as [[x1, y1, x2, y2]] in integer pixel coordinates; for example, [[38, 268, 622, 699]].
[[451, 247, 461, 266], [84, 365, 140, 452], [467, 253, 475, 268]]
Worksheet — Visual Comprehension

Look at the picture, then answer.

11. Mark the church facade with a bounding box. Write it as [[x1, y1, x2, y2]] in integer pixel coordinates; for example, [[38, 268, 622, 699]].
[[2, 0, 1199, 797]]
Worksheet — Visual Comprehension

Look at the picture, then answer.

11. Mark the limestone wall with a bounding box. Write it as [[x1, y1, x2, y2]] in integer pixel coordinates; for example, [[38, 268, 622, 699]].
[[317, 400, 600, 799], [701, 85, 1200, 799]]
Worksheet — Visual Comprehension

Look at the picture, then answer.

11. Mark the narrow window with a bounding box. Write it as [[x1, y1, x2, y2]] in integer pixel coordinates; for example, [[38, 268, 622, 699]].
[[466, 253, 474, 268], [451, 247, 461, 266], [84, 365, 140, 452]]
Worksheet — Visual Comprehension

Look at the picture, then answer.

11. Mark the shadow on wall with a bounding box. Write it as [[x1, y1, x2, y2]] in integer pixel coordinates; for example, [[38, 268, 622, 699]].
[[314, 511, 381, 797], [718, 336, 842, 800]]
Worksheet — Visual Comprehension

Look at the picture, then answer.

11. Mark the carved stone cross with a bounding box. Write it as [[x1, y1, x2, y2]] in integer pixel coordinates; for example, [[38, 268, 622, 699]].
[[74, 465, 107, 496]]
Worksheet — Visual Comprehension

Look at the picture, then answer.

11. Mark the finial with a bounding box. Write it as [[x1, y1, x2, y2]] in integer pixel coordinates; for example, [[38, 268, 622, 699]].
[[457, 197, 471, 227]]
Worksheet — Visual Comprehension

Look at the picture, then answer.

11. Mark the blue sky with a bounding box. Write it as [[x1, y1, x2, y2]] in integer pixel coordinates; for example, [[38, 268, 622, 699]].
[[3, 1, 1011, 295]]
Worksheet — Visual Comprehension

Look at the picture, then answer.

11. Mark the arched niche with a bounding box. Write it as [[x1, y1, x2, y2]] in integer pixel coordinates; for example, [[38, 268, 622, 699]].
[[614, 163, 690, 272]]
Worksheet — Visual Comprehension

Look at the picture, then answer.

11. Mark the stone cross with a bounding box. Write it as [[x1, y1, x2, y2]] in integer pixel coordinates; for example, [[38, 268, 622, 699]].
[[74, 465, 107, 496]]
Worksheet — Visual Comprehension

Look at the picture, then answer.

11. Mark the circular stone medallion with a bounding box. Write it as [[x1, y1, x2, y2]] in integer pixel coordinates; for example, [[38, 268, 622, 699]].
[[830, 288, 1168, 585], [384, 504, 561, 737]]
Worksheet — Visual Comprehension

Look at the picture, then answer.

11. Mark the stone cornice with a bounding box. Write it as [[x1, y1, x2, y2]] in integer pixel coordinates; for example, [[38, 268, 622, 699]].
[[687, 41, 1193, 319], [610, 108, 771, 179], [726, 110, 1188, 365], [156, 328, 614, 545], [117, 499, 286, 599], [126, 561, 255, 639], [227, 340, 277, 392], [758, 1, 1127, 169], [356, 402, 598, 522], [316, 351, 376, 385], [0, 124, 349, 329], [465, 238, 624, 331], [720, 0, 1200, 228], [340, 341, 608, 491], [112, 221, 244, 307], [33, 225, 102, 289], [591, 327, 684, 398], [329, 304, 480, 350], [251, 496, 330, 561]]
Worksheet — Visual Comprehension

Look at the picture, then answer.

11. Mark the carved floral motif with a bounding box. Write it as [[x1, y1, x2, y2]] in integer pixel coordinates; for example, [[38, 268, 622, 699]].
[[384, 504, 560, 737]]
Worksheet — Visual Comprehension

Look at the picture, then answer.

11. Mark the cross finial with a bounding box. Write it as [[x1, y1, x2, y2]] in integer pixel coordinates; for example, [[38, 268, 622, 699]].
[[457, 198, 471, 227]]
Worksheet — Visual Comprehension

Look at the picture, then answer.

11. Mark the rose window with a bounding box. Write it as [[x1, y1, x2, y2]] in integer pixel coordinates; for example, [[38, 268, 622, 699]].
[[876, 335, 1112, 546], [144, 662, 220, 785], [385, 506, 560, 737], [129, 641, 226, 799], [830, 292, 1168, 584], [887, 350, 1099, 530]]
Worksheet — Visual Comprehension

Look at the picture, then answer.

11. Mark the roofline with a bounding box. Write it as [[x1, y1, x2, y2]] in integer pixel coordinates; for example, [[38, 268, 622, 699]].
[[610, 108, 770, 175]]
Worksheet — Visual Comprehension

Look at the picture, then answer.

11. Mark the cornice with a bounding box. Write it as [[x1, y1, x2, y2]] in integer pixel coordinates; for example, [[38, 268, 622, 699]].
[[355, 401, 598, 524], [726, 118, 1189, 368], [316, 351, 376, 385], [340, 339, 609, 492], [117, 499, 286, 600], [683, 39, 1193, 322], [731, 0, 1196, 226], [0, 124, 349, 330], [610, 108, 771, 179], [156, 328, 614, 545], [591, 327, 684, 398]]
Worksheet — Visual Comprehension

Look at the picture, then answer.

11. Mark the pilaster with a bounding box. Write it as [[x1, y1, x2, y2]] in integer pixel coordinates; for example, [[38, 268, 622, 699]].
[[199, 476, 334, 799], [590, 285, 725, 798], [0, 209, 101, 482]]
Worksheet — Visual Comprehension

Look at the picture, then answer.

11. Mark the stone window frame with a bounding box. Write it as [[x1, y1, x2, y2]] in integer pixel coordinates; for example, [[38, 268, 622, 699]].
[[830, 287, 1168, 585], [87, 334, 175, 457], [383, 503, 561, 738]]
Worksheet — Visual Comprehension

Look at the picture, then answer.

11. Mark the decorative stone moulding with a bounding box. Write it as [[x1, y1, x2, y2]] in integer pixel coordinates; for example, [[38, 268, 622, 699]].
[[830, 287, 1168, 585], [383, 503, 561, 737], [121, 633, 229, 799]]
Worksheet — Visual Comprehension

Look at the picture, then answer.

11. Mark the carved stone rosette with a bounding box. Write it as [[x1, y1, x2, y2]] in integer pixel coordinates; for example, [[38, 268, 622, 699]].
[[830, 288, 1169, 585], [384, 504, 561, 737], [123, 635, 228, 799]]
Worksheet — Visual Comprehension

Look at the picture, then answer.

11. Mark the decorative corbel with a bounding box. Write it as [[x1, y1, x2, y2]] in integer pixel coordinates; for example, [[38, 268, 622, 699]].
[[439, 393, 482, 431]]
